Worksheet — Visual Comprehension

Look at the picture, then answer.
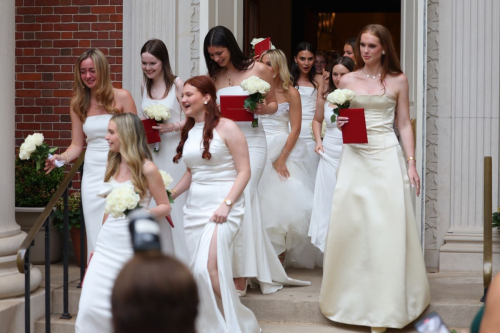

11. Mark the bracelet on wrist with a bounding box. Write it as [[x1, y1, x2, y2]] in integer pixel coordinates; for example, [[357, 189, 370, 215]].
[[407, 156, 416, 163]]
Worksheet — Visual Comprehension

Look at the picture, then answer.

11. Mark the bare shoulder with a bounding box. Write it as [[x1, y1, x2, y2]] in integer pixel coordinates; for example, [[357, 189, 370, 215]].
[[143, 160, 159, 176], [390, 72, 408, 84], [174, 76, 184, 86], [338, 71, 357, 89], [287, 86, 300, 100], [113, 87, 133, 101], [217, 117, 239, 132]]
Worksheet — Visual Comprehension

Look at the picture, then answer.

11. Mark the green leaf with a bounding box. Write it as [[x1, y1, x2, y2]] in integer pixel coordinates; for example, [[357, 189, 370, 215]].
[[36, 160, 41, 171], [330, 114, 336, 123], [252, 118, 258, 128], [49, 147, 58, 153]]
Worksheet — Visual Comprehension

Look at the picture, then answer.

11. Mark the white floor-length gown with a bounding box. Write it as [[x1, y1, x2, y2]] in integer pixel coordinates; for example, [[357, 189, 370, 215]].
[[217, 86, 310, 294], [182, 122, 260, 333], [81, 114, 112, 260], [76, 178, 152, 333], [308, 101, 343, 253], [297, 86, 320, 179], [259, 102, 315, 268], [141, 77, 189, 264]]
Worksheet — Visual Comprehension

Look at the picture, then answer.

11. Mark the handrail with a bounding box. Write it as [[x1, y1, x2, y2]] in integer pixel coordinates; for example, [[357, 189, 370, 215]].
[[17, 151, 86, 274], [482, 156, 493, 302]]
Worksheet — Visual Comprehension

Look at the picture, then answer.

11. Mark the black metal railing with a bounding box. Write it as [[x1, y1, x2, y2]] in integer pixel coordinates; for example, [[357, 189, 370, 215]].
[[481, 156, 493, 302], [17, 152, 86, 333]]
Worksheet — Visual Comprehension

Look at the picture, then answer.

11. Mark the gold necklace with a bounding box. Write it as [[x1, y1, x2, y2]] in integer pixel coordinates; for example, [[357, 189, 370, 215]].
[[226, 70, 232, 86]]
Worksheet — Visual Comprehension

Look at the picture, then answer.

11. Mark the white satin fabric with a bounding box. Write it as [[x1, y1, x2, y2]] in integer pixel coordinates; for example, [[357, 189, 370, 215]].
[[141, 77, 190, 265], [296, 86, 320, 179], [308, 101, 343, 253], [182, 122, 260, 333], [259, 103, 315, 269], [81, 114, 112, 260], [76, 179, 152, 333], [217, 86, 310, 294], [319, 95, 430, 329]]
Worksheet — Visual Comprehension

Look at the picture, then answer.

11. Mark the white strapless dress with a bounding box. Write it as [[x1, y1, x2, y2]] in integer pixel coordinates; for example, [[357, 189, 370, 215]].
[[183, 122, 260, 333], [76, 178, 152, 333], [259, 103, 315, 269], [81, 114, 112, 259], [141, 77, 189, 265], [308, 101, 343, 253], [297, 86, 320, 179], [217, 86, 310, 294]]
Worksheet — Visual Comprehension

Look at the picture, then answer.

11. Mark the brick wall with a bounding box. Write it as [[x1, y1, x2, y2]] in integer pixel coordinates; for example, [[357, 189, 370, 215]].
[[15, 0, 124, 190]]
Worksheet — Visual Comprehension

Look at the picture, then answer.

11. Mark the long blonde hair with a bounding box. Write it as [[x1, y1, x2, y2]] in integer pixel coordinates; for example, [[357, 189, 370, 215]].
[[71, 49, 118, 122], [104, 113, 152, 199], [260, 49, 293, 94]]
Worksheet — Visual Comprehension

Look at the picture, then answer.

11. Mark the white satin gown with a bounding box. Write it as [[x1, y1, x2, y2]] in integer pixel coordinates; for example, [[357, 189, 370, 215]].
[[81, 114, 112, 260], [182, 122, 260, 333], [217, 86, 310, 294], [308, 101, 343, 253], [76, 178, 152, 333], [319, 95, 430, 329], [141, 77, 189, 264], [259, 102, 315, 269], [297, 86, 320, 179]]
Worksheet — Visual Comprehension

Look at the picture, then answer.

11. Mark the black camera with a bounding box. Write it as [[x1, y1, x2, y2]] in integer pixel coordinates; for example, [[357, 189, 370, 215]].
[[128, 210, 162, 252]]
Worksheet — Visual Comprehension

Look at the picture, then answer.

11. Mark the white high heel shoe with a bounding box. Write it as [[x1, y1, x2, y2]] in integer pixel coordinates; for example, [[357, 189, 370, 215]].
[[236, 279, 248, 297], [371, 327, 387, 333]]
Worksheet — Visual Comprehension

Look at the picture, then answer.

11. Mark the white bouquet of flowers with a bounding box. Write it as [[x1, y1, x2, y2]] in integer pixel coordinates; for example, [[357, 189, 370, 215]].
[[309, 120, 326, 140], [104, 185, 141, 218], [240, 76, 271, 128], [19, 133, 58, 170], [159, 170, 175, 203], [326, 89, 356, 123], [144, 104, 172, 122]]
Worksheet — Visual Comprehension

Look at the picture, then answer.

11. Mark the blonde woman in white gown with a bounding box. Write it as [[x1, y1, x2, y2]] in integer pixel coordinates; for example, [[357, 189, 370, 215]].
[[76, 113, 171, 332], [45, 49, 136, 260], [140, 39, 189, 264], [309, 56, 354, 253], [204, 26, 310, 295], [170, 76, 260, 333], [319, 24, 430, 332], [290, 42, 324, 179], [258, 49, 315, 269]]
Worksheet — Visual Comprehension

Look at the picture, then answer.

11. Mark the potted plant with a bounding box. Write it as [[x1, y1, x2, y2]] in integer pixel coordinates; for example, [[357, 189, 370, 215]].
[[493, 207, 500, 231], [52, 192, 87, 267], [15, 133, 65, 264]]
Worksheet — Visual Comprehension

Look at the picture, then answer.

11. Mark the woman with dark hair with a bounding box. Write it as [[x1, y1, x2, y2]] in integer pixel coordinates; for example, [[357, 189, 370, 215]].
[[204, 26, 309, 295], [343, 37, 357, 62], [140, 39, 189, 264], [290, 42, 324, 179], [170, 76, 260, 332], [309, 56, 354, 254], [319, 24, 430, 332]]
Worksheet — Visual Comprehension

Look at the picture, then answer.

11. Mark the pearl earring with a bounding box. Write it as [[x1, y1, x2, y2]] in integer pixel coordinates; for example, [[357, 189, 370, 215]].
[[382, 51, 385, 55], [204, 101, 208, 105]]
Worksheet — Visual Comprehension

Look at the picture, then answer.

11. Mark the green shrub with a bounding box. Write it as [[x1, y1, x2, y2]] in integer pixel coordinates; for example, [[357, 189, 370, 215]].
[[493, 208, 500, 231], [52, 192, 82, 230]]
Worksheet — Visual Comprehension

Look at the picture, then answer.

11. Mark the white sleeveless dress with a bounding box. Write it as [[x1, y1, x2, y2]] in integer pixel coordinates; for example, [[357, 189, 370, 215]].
[[141, 78, 189, 264], [297, 86, 320, 179], [81, 114, 112, 259], [182, 122, 261, 333], [259, 103, 315, 269], [76, 177, 152, 333], [308, 101, 343, 252], [217, 86, 310, 294]]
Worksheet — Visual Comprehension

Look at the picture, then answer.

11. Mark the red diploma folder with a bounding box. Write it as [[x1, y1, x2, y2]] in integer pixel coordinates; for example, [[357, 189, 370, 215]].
[[339, 108, 368, 144], [255, 37, 271, 58], [219, 95, 254, 122], [141, 118, 161, 144]]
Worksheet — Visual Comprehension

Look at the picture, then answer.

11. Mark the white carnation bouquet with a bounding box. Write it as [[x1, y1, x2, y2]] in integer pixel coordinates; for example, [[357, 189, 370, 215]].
[[143, 104, 172, 153], [19, 133, 58, 170], [159, 170, 174, 203], [240, 75, 271, 128], [104, 185, 141, 218], [326, 89, 356, 123], [309, 120, 326, 140]]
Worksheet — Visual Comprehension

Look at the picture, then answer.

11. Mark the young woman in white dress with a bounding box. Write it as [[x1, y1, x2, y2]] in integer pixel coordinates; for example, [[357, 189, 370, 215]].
[[319, 24, 430, 332], [76, 113, 171, 332], [290, 43, 324, 179], [309, 56, 354, 254], [140, 39, 189, 264], [45, 49, 136, 260], [204, 26, 310, 295], [257, 49, 315, 269], [169, 76, 260, 333]]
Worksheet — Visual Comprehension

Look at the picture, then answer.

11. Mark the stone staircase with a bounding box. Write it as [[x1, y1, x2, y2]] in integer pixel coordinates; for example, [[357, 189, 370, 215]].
[[35, 265, 479, 332]]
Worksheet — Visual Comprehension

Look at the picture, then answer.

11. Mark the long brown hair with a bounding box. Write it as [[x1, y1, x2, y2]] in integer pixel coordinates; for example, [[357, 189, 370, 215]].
[[71, 49, 118, 122], [354, 24, 403, 83], [140, 39, 176, 99], [173, 76, 220, 163]]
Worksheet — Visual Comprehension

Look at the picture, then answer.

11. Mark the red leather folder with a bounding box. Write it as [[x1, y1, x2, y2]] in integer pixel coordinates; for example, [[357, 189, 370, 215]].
[[219, 95, 254, 122], [339, 108, 368, 144], [255, 37, 271, 58], [142, 118, 161, 144]]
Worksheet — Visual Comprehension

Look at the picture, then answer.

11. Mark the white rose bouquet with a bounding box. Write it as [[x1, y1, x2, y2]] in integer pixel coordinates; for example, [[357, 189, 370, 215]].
[[309, 120, 326, 140], [104, 185, 141, 218], [159, 170, 175, 204], [326, 89, 356, 123], [143, 105, 172, 153], [240, 75, 271, 128], [19, 133, 58, 170]]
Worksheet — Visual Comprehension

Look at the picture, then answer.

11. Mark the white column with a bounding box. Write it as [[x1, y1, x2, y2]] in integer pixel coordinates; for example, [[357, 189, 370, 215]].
[[0, 0, 41, 298], [438, 0, 500, 272]]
